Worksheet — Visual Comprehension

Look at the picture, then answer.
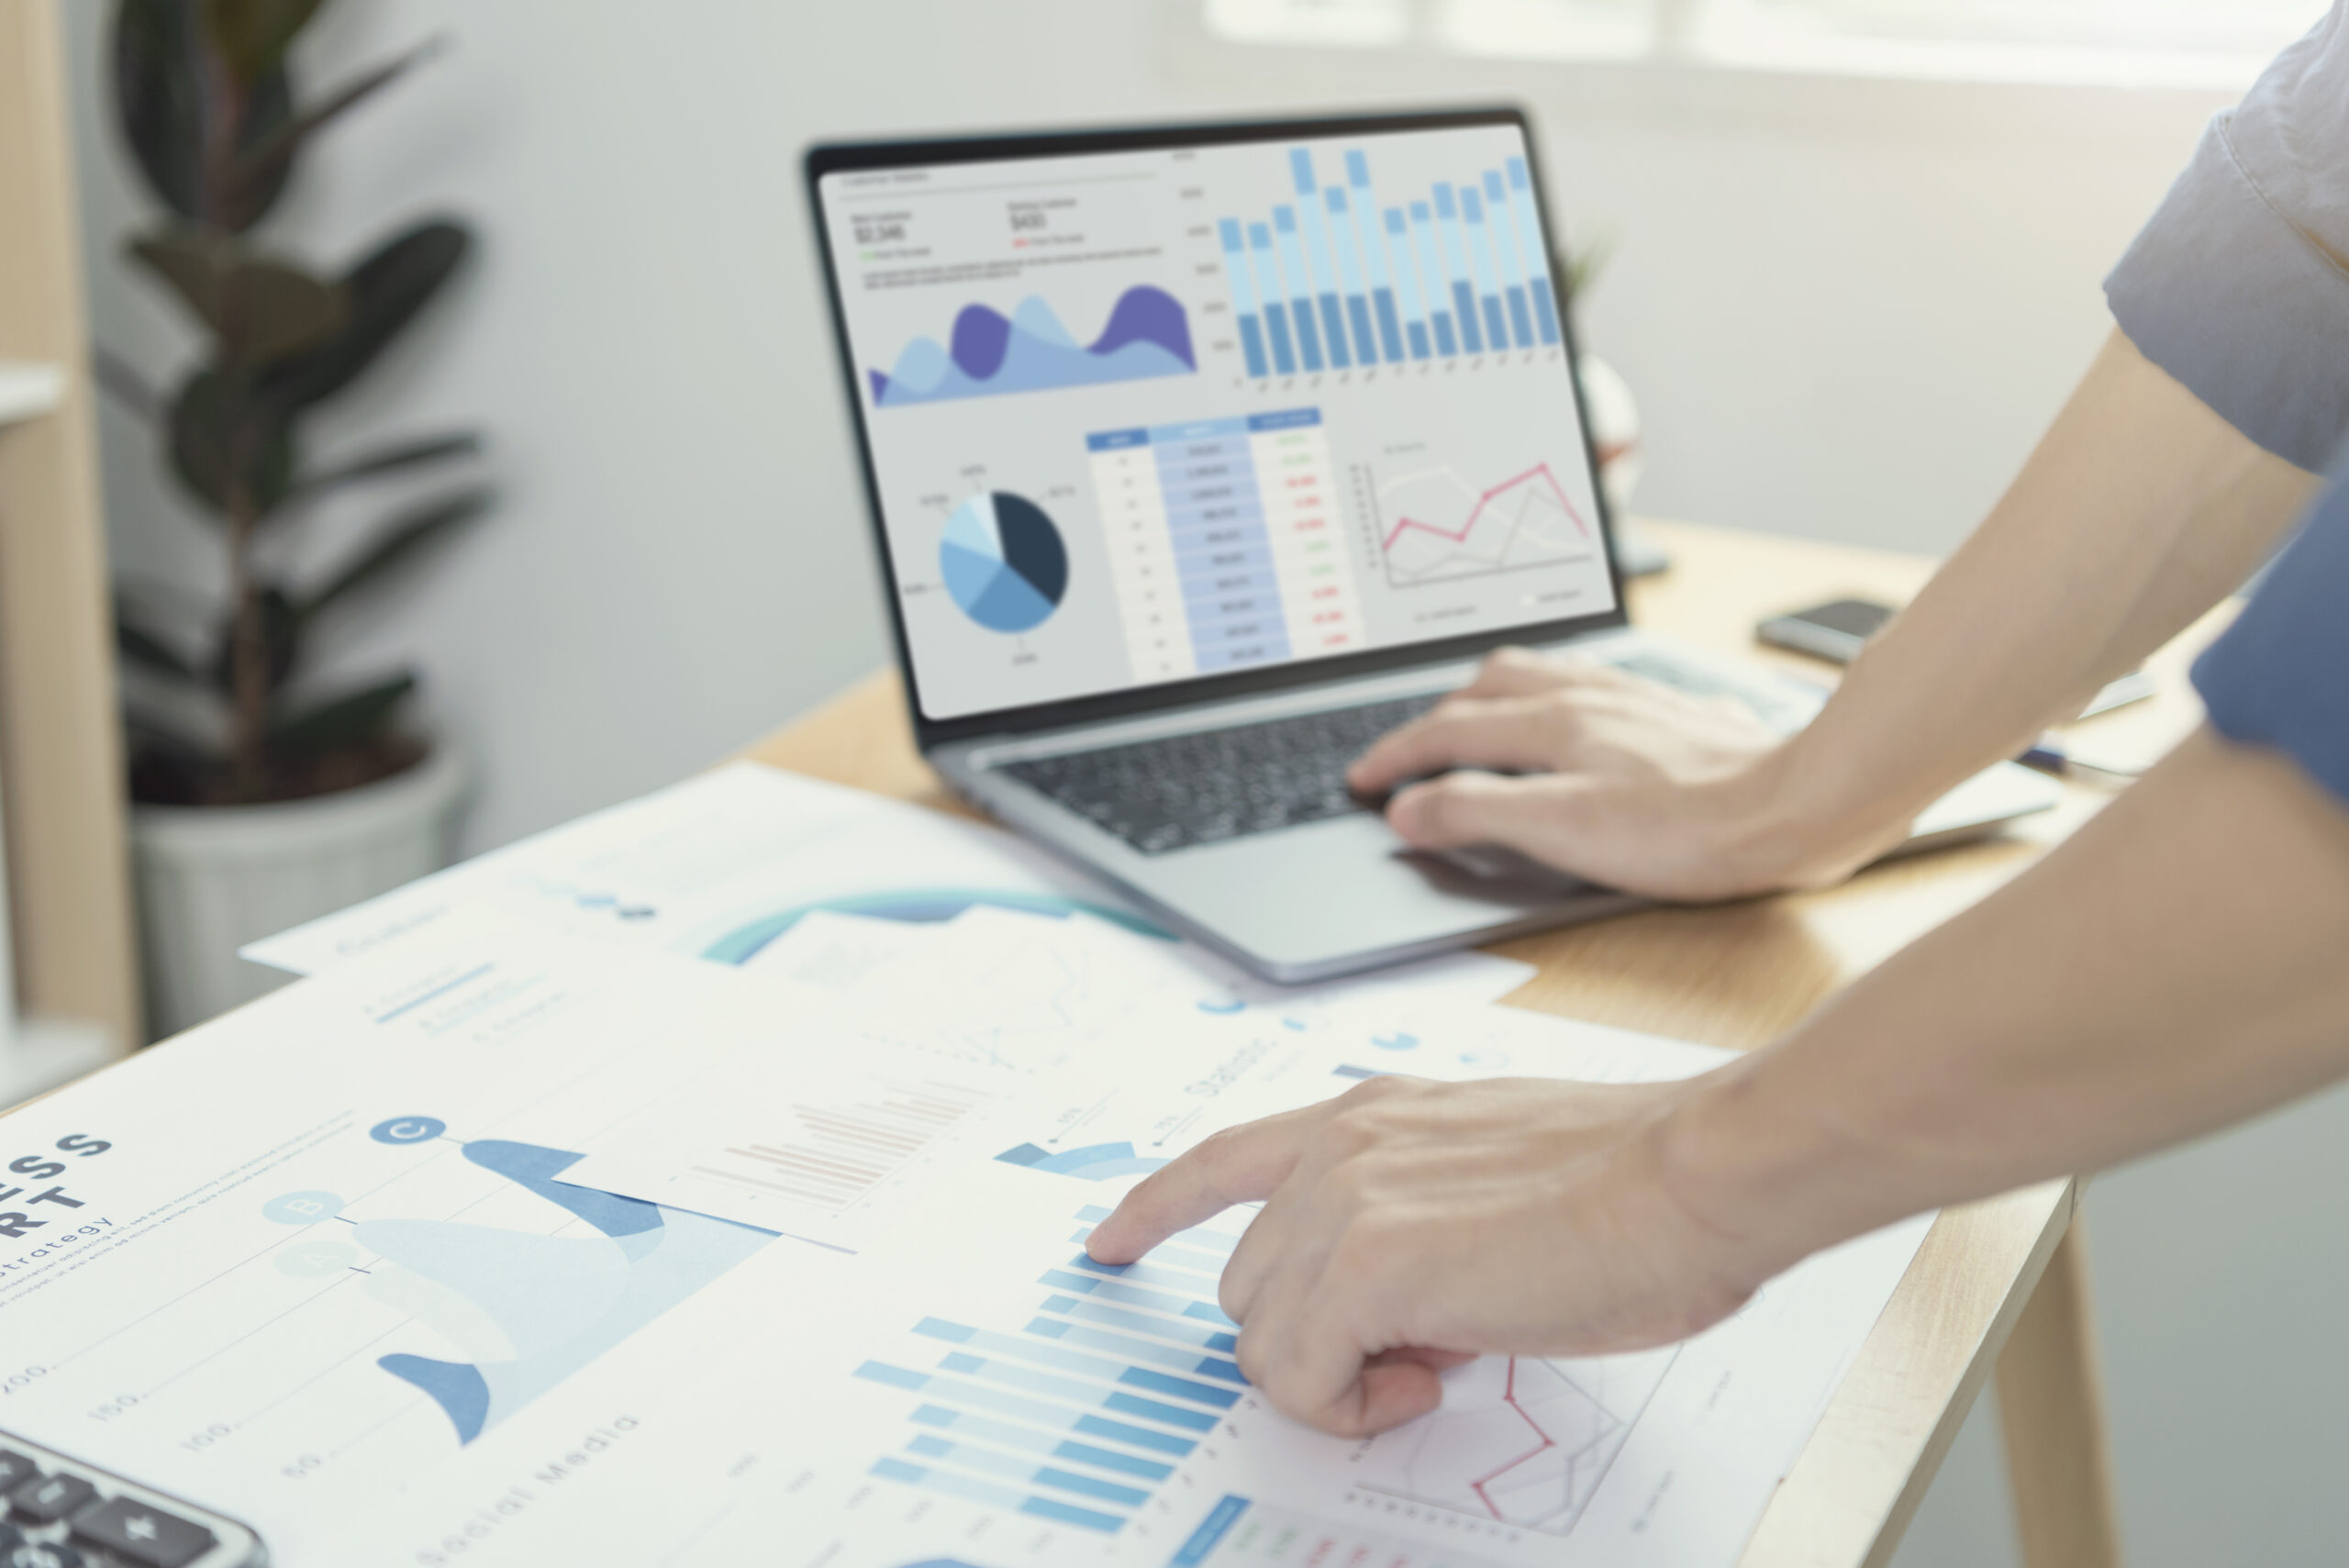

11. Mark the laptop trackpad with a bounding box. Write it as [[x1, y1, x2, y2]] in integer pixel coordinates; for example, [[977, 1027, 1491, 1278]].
[[1403, 843, 1598, 906]]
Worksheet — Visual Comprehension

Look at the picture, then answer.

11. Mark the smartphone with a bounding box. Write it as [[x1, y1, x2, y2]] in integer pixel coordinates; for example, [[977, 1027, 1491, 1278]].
[[1757, 596, 2154, 718], [1754, 597, 1895, 663]]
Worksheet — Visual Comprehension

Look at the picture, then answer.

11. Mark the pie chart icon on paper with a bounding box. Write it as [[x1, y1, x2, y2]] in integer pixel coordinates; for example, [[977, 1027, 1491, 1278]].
[[941, 491, 1069, 634]]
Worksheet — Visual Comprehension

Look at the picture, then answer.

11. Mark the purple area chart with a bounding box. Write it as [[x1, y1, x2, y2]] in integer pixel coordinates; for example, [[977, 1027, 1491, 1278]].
[[868, 286, 1195, 408]]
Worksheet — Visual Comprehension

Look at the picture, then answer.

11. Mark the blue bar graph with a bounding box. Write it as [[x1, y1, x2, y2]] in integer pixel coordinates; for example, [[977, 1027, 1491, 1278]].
[[1508, 156, 1564, 344], [907, 1433, 1152, 1507], [1458, 186, 1510, 349], [1041, 1294, 1240, 1354], [1324, 188, 1381, 364], [871, 1455, 1126, 1533], [1290, 152, 1353, 370], [1218, 219, 1269, 379], [856, 1361, 1199, 1453], [855, 1206, 1252, 1538], [1225, 144, 1557, 376], [1432, 184, 1484, 354], [908, 1404, 1175, 1479], [1409, 202, 1458, 357], [1484, 172, 1537, 348], [918, 1319, 1241, 1409], [1348, 151, 1408, 361], [1246, 223, 1297, 375], [1028, 1315, 1249, 1385], [1272, 207, 1324, 372]]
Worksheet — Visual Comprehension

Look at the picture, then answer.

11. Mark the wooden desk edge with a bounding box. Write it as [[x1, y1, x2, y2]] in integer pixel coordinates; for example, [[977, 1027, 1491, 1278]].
[[1741, 1179, 2076, 1568]]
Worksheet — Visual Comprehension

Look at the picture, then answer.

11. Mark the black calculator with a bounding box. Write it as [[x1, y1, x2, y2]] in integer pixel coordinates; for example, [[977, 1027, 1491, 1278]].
[[0, 1432, 262, 1568]]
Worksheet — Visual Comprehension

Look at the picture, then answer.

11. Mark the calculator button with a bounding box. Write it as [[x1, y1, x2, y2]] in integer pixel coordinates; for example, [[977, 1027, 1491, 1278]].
[[0, 1454, 35, 1494], [8, 1472, 94, 1524], [5, 1540, 83, 1568], [73, 1496, 217, 1568]]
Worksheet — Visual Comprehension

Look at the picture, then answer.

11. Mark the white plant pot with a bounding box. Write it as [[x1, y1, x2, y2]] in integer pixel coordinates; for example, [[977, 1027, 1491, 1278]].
[[130, 746, 467, 1039]]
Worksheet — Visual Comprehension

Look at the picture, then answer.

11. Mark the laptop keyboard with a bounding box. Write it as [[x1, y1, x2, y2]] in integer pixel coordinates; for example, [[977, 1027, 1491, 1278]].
[[0, 1430, 261, 1567], [1003, 695, 1440, 856], [1000, 649, 1824, 857]]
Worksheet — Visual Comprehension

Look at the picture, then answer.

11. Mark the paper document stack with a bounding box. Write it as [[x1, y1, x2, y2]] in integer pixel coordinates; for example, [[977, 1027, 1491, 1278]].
[[0, 763, 1930, 1567]]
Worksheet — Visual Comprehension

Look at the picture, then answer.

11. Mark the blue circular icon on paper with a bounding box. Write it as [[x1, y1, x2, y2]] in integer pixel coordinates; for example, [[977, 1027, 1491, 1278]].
[[262, 1190, 346, 1226], [1372, 1032, 1419, 1051], [370, 1116, 446, 1145], [277, 1241, 360, 1277]]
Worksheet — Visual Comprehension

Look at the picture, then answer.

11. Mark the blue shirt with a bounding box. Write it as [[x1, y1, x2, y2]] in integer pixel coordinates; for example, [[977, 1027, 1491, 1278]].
[[2105, 3, 2349, 806]]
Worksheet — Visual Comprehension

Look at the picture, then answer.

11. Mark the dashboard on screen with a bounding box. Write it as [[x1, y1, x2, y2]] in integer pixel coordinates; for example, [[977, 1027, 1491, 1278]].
[[814, 118, 1617, 725]]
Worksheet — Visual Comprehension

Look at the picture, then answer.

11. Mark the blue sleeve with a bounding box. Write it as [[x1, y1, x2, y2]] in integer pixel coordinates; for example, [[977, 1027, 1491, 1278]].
[[2105, 3, 2349, 472], [2193, 459, 2349, 806]]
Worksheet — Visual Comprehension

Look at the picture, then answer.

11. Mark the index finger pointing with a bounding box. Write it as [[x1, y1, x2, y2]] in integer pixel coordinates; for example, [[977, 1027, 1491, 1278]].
[[1085, 1107, 1319, 1265]]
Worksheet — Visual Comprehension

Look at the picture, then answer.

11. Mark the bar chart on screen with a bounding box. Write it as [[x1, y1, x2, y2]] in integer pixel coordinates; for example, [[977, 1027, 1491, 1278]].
[[1220, 148, 1561, 381]]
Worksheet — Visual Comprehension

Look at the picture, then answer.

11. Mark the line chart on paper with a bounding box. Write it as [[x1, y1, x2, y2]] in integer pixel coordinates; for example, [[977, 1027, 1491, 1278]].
[[1348, 1347, 1678, 1536], [1370, 461, 1595, 587]]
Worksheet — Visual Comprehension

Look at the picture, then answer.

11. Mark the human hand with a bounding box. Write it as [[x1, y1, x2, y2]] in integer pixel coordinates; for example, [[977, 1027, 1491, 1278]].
[[1085, 1073, 1777, 1438], [1347, 648, 1886, 899]]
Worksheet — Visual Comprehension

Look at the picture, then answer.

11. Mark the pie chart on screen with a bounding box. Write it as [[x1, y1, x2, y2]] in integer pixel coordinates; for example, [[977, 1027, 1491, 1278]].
[[941, 491, 1069, 634]]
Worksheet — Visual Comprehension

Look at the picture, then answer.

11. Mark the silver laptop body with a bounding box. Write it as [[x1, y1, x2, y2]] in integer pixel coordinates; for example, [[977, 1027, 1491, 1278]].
[[807, 109, 2056, 983]]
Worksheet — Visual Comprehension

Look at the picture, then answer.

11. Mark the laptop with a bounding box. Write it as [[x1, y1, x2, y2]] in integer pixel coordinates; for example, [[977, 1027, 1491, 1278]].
[[805, 106, 2057, 983]]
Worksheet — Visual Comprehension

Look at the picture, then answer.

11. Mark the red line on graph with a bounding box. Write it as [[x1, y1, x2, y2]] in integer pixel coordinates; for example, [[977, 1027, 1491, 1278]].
[[1381, 462, 1590, 553], [1465, 1358, 1562, 1520]]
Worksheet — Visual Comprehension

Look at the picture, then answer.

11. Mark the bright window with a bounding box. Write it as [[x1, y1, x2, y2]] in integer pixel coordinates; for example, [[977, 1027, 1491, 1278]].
[[1203, 0, 2331, 83]]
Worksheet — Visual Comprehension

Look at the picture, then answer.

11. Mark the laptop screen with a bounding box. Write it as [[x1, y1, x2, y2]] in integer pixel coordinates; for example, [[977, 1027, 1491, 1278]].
[[813, 116, 1618, 725]]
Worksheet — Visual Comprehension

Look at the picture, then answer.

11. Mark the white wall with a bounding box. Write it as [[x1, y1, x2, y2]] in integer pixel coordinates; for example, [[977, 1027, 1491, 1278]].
[[61, 6, 2349, 1566]]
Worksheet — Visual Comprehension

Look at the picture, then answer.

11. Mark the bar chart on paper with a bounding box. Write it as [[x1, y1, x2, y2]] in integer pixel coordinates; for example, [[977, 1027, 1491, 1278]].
[[562, 1065, 1003, 1246], [852, 1203, 1248, 1536], [1220, 149, 1562, 380]]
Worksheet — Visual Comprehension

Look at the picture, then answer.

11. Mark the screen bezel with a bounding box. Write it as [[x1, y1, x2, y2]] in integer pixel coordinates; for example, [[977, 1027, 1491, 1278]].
[[805, 106, 1629, 751]]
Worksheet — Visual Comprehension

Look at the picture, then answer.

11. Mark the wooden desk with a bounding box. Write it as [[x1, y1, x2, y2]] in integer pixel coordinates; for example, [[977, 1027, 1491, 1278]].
[[749, 517, 2223, 1568]]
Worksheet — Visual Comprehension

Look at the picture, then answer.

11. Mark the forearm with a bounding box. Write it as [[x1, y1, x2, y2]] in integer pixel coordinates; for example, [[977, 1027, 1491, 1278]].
[[1750, 331, 2316, 881], [1670, 726, 2349, 1273]]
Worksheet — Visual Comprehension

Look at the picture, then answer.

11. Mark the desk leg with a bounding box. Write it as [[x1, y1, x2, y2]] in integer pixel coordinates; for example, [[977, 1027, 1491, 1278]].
[[1995, 1221, 2122, 1568]]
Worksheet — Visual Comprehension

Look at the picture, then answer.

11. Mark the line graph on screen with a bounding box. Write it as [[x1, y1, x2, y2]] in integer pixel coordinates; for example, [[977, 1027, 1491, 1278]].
[[1372, 462, 1595, 587]]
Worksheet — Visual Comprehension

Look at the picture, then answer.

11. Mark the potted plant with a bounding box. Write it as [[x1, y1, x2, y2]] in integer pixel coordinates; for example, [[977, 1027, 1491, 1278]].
[[97, 0, 489, 1038]]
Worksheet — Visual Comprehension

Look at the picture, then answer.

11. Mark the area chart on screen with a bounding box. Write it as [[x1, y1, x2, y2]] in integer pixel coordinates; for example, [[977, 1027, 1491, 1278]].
[[869, 287, 1197, 408]]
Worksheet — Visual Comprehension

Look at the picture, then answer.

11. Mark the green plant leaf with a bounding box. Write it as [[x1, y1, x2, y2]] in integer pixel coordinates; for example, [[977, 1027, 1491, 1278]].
[[267, 672, 417, 753], [199, 0, 326, 89], [257, 220, 473, 410], [227, 40, 442, 218], [301, 487, 490, 619], [283, 432, 481, 506], [112, 0, 298, 230], [207, 584, 302, 697], [115, 607, 200, 681], [167, 369, 297, 517], [128, 228, 348, 365]]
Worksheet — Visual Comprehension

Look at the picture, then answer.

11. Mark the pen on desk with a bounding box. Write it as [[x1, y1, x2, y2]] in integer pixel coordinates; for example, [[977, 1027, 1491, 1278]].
[[2016, 736, 2145, 788]]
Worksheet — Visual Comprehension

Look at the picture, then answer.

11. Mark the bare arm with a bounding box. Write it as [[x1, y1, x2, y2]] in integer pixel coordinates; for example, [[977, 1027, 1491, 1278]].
[[1092, 726, 2349, 1435], [1348, 330, 2321, 898]]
